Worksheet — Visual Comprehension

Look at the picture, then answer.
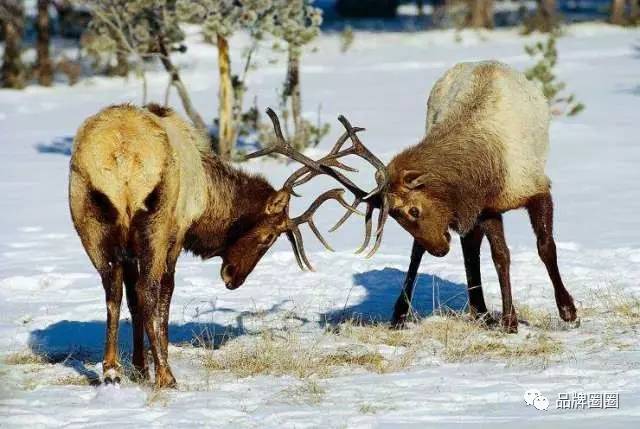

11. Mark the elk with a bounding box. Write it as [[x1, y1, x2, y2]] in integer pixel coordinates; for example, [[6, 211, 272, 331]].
[[305, 61, 578, 333], [69, 104, 373, 388]]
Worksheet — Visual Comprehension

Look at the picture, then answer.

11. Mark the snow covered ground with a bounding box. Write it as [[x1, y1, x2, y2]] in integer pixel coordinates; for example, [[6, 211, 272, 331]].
[[1, 23, 639, 427]]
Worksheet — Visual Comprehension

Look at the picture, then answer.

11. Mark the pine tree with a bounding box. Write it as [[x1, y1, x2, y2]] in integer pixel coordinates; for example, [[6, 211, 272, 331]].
[[176, 0, 275, 160], [270, 0, 324, 150], [81, 0, 207, 133]]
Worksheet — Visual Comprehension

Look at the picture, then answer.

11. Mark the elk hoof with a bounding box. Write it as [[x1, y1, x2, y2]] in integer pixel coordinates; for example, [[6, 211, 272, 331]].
[[103, 367, 122, 386], [130, 366, 150, 382], [501, 314, 518, 334], [103, 375, 121, 385], [559, 305, 577, 323], [390, 313, 408, 330], [476, 312, 498, 327], [154, 367, 177, 389]]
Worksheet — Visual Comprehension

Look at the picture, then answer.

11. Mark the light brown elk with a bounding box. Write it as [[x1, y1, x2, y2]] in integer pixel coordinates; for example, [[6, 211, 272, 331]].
[[69, 104, 372, 388], [298, 61, 578, 333]]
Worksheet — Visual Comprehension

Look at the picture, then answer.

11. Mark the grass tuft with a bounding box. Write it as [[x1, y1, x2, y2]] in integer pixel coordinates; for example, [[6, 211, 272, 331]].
[[589, 287, 640, 325], [337, 314, 562, 364], [202, 330, 391, 378], [3, 350, 47, 365]]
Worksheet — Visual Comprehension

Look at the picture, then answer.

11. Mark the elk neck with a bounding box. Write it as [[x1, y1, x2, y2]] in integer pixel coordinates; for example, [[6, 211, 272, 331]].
[[183, 153, 277, 259]]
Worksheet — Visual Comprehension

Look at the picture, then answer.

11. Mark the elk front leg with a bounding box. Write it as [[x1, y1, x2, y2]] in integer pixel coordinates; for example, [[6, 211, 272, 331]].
[[527, 193, 577, 322], [101, 263, 124, 384], [123, 260, 147, 381], [460, 225, 495, 325], [391, 239, 425, 328], [480, 214, 518, 333]]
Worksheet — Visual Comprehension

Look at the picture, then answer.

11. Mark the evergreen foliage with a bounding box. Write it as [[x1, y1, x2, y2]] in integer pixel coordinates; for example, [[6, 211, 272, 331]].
[[524, 35, 585, 117]]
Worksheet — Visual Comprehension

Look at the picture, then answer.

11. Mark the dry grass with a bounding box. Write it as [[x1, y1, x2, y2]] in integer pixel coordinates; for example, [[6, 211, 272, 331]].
[[517, 304, 556, 331], [3, 350, 47, 365], [358, 402, 396, 415], [146, 389, 171, 407], [199, 310, 564, 381], [51, 374, 98, 386], [338, 314, 562, 364], [202, 330, 392, 378], [277, 379, 326, 405], [589, 287, 640, 326]]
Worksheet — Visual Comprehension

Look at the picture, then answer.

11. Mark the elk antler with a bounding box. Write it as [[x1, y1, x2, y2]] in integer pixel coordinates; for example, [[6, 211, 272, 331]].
[[247, 108, 360, 271], [274, 112, 390, 258], [286, 188, 357, 271], [246, 108, 390, 265]]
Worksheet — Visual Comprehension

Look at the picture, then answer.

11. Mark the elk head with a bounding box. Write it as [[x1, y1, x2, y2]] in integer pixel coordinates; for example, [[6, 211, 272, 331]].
[[221, 109, 359, 289], [308, 117, 452, 258], [386, 170, 452, 257]]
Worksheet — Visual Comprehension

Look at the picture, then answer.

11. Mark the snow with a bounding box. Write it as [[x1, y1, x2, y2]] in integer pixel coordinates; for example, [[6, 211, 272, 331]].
[[1, 23, 640, 427]]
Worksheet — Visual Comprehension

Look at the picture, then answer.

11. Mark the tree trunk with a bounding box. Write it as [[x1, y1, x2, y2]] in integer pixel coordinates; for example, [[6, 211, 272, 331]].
[[217, 35, 234, 161], [526, 0, 557, 33], [35, 0, 53, 86], [286, 45, 303, 148], [157, 38, 207, 136], [469, 0, 494, 29], [610, 0, 627, 24], [112, 46, 129, 77], [631, 0, 640, 22], [541, 0, 557, 31], [1, 1, 26, 89]]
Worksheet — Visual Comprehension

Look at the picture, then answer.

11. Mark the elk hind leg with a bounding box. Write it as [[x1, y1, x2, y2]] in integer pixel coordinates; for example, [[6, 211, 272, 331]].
[[101, 262, 124, 384], [123, 259, 148, 380], [527, 193, 577, 322], [136, 238, 176, 388]]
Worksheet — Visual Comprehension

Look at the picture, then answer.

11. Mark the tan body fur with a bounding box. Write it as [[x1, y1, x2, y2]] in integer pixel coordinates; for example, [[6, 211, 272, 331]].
[[426, 60, 551, 213], [69, 105, 293, 387], [389, 61, 552, 239], [386, 61, 576, 332]]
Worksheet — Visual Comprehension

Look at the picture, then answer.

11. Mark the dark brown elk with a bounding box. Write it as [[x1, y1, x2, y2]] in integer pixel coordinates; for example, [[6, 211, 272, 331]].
[[302, 61, 578, 333], [69, 104, 366, 388]]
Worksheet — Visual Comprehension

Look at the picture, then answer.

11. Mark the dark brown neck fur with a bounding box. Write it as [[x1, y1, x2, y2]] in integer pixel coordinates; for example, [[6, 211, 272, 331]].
[[183, 153, 276, 258]]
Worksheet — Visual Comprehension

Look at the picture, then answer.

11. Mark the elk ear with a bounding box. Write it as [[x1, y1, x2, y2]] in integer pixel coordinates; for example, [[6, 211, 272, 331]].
[[401, 170, 428, 189], [265, 190, 290, 215]]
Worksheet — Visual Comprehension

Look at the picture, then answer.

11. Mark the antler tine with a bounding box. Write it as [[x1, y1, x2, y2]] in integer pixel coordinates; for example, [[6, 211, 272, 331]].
[[286, 230, 307, 271], [364, 195, 390, 258], [248, 109, 365, 203], [246, 109, 322, 171], [250, 108, 390, 261], [285, 189, 360, 271], [354, 203, 374, 254], [244, 108, 288, 160], [336, 115, 389, 197], [283, 128, 364, 192]]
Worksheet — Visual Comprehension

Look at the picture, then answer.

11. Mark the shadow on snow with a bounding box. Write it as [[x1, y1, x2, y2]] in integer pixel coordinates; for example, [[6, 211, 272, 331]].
[[27, 269, 469, 382], [28, 319, 243, 384], [322, 267, 469, 325]]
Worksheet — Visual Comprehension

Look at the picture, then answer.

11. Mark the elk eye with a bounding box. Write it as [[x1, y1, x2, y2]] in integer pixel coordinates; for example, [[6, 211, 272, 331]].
[[408, 207, 420, 219]]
